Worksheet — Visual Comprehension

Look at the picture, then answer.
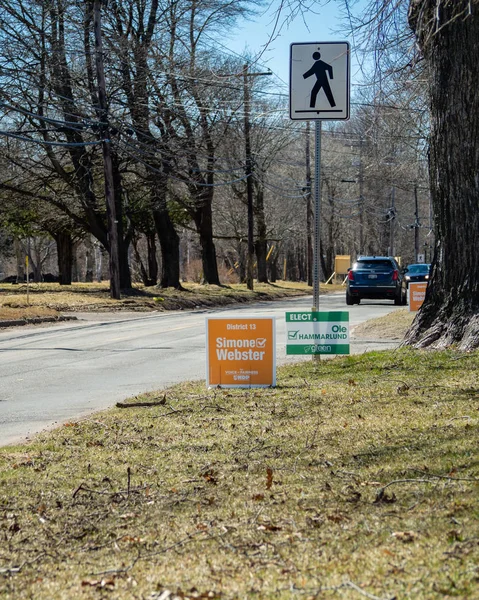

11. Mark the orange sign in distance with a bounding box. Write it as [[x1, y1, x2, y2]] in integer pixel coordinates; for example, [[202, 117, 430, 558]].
[[409, 282, 428, 311], [206, 317, 276, 387]]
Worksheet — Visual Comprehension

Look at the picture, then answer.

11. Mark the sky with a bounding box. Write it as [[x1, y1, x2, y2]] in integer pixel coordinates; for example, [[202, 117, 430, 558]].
[[222, 1, 366, 92]]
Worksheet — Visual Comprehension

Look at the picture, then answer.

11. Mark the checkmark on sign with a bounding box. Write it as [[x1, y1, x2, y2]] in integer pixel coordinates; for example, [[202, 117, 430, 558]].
[[288, 330, 299, 340], [256, 338, 267, 348]]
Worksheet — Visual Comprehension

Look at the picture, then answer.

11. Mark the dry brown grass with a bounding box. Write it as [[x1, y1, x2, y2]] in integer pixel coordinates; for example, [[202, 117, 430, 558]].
[[353, 308, 416, 340], [0, 281, 318, 319], [0, 306, 59, 321], [1, 348, 478, 599]]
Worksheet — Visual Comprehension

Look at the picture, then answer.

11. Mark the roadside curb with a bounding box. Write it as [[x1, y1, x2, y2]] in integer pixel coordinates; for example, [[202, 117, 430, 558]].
[[0, 315, 78, 328]]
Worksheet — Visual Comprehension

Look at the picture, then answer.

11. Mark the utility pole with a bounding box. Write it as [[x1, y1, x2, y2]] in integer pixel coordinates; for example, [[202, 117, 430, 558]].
[[388, 186, 396, 257], [243, 64, 254, 291], [358, 136, 364, 254], [349, 137, 365, 255], [242, 65, 271, 291], [93, 0, 120, 299], [305, 121, 313, 287]]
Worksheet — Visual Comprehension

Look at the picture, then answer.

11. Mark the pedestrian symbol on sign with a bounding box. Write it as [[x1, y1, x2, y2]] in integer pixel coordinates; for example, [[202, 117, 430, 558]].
[[303, 51, 336, 108], [289, 41, 350, 121]]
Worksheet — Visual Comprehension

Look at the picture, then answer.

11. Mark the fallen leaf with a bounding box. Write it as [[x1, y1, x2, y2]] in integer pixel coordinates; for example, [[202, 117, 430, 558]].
[[203, 470, 218, 485], [121, 536, 144, 543], [327, 512, 349, 523], [392, 530, 418, 542], [266, 467, 273, 490], [258, 523, 282, 532]]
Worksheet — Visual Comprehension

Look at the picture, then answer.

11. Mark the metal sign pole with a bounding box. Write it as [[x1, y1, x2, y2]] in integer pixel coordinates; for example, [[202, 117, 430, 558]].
[[312, 120, 322, 311]]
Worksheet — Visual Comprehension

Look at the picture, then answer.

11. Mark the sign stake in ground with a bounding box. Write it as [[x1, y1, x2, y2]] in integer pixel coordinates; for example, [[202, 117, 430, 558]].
[[290, 42, 350, 312]]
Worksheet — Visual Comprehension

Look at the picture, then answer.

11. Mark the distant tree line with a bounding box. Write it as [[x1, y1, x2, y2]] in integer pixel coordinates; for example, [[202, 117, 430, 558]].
[[0, 0, 430, 295]]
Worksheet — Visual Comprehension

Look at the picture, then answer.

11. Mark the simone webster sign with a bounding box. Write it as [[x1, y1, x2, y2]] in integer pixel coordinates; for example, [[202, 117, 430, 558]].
[[206, 317, 276, 388], [285, 311, 349, 355]]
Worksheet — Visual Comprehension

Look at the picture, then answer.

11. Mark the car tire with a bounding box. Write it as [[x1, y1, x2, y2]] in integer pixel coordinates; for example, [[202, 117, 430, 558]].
[[346, 291, 354, 306], [394, 291, 402, 306]]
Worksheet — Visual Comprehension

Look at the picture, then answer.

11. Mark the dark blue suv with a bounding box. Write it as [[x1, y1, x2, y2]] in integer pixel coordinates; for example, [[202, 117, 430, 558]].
[[346, 256, 407, 305]]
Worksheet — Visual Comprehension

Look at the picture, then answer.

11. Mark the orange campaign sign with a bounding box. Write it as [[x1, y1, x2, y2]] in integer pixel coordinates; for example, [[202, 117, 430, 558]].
[[409, 282, 428, 311], [206, 317, 276, 388]]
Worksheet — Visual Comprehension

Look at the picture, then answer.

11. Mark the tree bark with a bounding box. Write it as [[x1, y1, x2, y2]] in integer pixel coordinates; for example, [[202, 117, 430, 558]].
[[55, 231, 73, 285], [193, 193, 220, 286], [153, 204, 181, 289], [85, 235, 94, 282], [269, 256, 278, 283], [405, 0, 479, 350], [14, 237, 25, 283], [146, 232, 158, 286]]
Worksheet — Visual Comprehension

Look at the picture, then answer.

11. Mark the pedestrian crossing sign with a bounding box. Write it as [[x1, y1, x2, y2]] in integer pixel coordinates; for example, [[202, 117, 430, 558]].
[[290, 42, 350, 121]]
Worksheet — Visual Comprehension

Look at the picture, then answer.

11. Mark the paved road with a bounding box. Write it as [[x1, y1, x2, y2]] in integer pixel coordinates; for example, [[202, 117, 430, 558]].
[[0, 293, 403, 446]]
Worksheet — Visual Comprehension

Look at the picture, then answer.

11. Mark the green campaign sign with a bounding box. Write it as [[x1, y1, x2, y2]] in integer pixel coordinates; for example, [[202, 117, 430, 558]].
[[285, 311, 350, 355]]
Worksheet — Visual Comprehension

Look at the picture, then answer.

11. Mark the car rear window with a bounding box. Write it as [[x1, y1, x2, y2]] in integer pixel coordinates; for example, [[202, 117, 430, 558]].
[[355, 260, 393, 269]]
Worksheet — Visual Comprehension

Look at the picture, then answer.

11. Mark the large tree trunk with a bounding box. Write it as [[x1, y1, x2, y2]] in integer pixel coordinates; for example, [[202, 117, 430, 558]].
[[194, 196, 220, 286], [153, 205, 181, 289], [85, 235, 94, 282], [14, 237, 25, 283], [269, 255, 279, 283], [132, 234, 158, 286], [405, 1, 479, 350], [146, 232, 158, 286], [55, 231, 73, 285], [111, 150, 132, 290]]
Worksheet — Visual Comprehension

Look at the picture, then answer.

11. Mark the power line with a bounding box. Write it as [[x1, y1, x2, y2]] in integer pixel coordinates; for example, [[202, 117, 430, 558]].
[[0, 130, 106, 146]]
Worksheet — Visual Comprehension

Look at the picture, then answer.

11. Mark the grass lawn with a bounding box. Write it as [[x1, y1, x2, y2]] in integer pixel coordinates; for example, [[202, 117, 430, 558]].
[[1, 348, 478, 599]]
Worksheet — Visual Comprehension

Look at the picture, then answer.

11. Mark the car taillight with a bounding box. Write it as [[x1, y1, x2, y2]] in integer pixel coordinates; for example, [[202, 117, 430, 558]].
[[348, 270, 354, 281], [392, 270, 399, 281]]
